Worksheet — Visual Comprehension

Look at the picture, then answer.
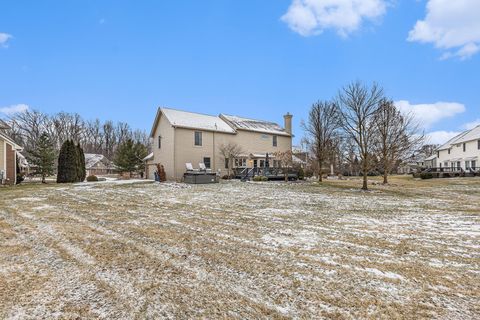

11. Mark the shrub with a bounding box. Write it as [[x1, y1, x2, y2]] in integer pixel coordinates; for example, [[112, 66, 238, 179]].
[[86, 175, 99, 182], [252, 176, 268, 182], [420, 172, 433, 180], [222, 174, 235, 180], [297, 167, 305, 180]]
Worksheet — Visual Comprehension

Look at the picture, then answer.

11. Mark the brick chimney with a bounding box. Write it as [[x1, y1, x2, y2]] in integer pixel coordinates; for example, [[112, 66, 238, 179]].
[[283, 112, 293, 135]]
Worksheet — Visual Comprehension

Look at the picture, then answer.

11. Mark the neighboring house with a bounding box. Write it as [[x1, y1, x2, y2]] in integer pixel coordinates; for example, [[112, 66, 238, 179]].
[[424, 154, 437, 169], [398, 153, 426, 174], [146, 107, 293, 180], [433, 125, 480, 171], [16, 152, 30, 174], [84, 153, 116, 176], [0, 119, 23, 185]]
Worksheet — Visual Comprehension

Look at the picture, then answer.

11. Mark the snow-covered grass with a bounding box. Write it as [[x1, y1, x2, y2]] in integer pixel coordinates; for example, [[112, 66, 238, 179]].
[[1, 176, 479, 319]]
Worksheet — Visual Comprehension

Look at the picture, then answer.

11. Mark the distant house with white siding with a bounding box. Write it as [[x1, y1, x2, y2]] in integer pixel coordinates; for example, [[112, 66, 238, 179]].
[[432, 125, 480, 171], [146, 107, 293, 180]]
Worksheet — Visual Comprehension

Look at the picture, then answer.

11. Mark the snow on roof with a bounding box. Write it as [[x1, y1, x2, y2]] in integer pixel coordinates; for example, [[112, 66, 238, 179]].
[[143, 152, 154, 161], [453, 125, 480, 144], [161, 108, 235, 133], [220, 114, 289, 136], [84, 153, 111, 169], [437, 125, 480, 150], [292, 154, 306, 164], [425, 155, 437, 161]]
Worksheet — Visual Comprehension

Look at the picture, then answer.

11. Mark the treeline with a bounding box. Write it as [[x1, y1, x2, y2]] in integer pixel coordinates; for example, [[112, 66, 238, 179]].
[[6, 109, 150, 159], [302, 81, 426, 190]]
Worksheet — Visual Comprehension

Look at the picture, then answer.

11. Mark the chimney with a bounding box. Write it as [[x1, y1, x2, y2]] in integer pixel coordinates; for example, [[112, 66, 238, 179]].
[[283, 112, 293, 135]]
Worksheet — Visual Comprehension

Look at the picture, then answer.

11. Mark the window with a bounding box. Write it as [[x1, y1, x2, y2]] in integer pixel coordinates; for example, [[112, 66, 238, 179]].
[[273, 135, 278, 147], [448, 149, 450, 154], [194, 131, 202, 146], [463, 143, 466, 152], [203, 157, 211, 169], [158, 135, 162, 149], [478, 140, 480, 150], [437, 151, 440, 158], [260, 160, 265, 168], [235, 158, 246, 167], [472, 160, 477, 168], [225, 158, 229, 169]]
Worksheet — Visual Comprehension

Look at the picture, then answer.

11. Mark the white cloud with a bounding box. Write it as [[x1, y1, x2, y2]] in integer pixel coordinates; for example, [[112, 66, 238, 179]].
[[395, 100, 465, 129], [281, 0, 388, 37], [408, 0, 480, 60], [426, 130, 461, 145], [462, 119, 480, 130], [0, 33, 12, 47], [0, 104, 30, 116]]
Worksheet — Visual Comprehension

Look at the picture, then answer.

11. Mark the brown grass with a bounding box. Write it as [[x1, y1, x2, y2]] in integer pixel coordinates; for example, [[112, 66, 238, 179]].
[[0, 176, 479, 319]]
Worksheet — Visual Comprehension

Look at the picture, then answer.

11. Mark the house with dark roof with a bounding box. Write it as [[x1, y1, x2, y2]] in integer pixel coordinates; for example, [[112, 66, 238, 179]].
[[146, 107, 293, 180], [0, 119, 23, 185]]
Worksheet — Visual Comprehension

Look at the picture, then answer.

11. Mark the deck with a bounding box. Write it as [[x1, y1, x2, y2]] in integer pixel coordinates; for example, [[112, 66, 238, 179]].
[[234, 167, 299, 181]]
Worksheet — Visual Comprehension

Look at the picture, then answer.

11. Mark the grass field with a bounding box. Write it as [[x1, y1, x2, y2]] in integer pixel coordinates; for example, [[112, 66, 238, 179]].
[[1, 176, 479, 319]]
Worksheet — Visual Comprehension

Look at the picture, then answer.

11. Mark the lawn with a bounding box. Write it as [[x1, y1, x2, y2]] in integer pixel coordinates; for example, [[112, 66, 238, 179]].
[[1, 177, 479, 319]]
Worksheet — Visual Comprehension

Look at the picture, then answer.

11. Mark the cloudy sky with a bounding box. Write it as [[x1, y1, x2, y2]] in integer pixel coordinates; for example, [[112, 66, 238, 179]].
[[1, 1, 479, 144]]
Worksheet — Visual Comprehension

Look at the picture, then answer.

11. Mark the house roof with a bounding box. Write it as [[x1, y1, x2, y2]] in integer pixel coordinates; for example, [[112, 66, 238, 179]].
[[437, 125, 480, 150], [150, 107, 291, 138], [0, 132, 22, 150], [0, 119, 10, 130], [220, 114, 290, 136], [150, 107, 236, 137], [425, 155, 437, 161], [84, 153, 112, 169], [453, 125, 480, 144]]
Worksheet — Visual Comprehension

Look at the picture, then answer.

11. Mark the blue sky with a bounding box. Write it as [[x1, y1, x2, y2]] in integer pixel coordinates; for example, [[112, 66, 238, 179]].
[[1, 0, 479, 145]]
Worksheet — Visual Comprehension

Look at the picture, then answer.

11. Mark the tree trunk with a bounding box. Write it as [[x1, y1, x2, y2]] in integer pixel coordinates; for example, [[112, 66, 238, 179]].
[[383, 171, 388, 184], [42, 174, 46, 184], [362, 159, 368, 190], [318, 160, 323, 182]]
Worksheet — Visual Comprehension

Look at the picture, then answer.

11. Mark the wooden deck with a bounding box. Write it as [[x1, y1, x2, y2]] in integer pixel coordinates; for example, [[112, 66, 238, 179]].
[[234, 167, 299, 181]]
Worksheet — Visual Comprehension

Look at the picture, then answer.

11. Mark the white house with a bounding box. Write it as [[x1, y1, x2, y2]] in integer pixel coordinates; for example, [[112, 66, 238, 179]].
[[434, 125, 480, 171]]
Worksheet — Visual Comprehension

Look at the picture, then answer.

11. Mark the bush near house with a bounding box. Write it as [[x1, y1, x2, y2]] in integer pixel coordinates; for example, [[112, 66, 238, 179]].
[[419, 172, 433, 180], [252, 176, 268, 182], [86, 175, 99, 182]]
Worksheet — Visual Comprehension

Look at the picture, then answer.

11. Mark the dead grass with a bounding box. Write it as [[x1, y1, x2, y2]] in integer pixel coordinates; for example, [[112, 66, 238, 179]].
[[0, 176, 479, 319]]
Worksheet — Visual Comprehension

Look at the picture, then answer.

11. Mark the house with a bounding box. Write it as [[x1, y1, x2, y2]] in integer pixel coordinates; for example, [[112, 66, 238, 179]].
[[433, 125, 480, 171], [84, 153, 116, 176], [0, 119, 23, 185], [146, 107, 293, 180], [398, 154, 426, 174]]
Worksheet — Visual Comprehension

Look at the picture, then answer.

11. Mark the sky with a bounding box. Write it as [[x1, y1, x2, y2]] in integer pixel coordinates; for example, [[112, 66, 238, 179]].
[[1, 0, 479, 145]]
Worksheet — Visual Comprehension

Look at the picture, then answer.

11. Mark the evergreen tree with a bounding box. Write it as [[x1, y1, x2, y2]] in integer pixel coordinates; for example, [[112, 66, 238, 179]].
[[57, 140, 81, 183], [29, 132, 56, 183], [114, 139, 148, 177], [76, 143, 87, 182]]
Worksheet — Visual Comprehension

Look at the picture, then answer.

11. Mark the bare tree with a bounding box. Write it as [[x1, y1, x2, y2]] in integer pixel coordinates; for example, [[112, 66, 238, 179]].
[[373, 99, 425, 184], [218, 142, 244, 177], [7, 109, 48, 155], [303, 100, 341, 181], [274, 150, 294, 182], [337, 81, 384, 190]]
